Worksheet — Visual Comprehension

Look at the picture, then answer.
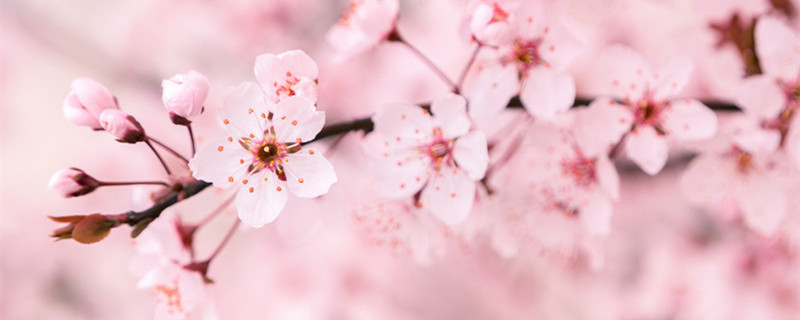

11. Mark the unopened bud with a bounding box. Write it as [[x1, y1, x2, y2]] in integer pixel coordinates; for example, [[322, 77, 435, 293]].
[[99, 109, 146, 143], [62, 77, 118, 130], [162, 70, 209, 125], [49, 213, 123, 244], [48, 168, 101, 198]]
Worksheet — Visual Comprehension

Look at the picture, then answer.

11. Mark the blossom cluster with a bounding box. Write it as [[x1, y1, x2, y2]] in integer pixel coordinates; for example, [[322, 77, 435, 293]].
[[40, 0, 800, 318]]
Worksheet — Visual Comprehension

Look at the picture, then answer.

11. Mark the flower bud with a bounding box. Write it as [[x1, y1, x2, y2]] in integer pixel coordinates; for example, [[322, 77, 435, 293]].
[[49, 214, 123, 244], [99, 109, 146, 143], [48, 168, 101, 198], [62, 77, 118, 130], [162, 70, 209, 125]]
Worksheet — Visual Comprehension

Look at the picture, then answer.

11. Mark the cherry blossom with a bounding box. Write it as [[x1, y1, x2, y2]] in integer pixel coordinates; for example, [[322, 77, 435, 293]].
[[162, 70, 210, 125], [47, 168, 101, 198], [467, 1, 581, 119], [99, 109, 147, 143], [131, 213, 217, 320], [62, 77, 119, 130], [585, 46, 718, 175], [325, 0, 399, 59], [254, 50, 319, 104], [189, 82, 336, 228], [365, 94, 488, 225], [681, 116, 797, 236]]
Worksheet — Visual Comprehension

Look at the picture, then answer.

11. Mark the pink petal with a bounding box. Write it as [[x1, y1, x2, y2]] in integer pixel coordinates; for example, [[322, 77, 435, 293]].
[[283, 152, 337, 198], [680, 153, 738, 206], [625, 126, 668, 175], [519, 66, 575, 120], [653, 56, 693, 100], [273, 96, 325, 143], [738, 172, 788, 236], [755, 16, 800, 81], [63, 93, 102, 129], [372, 103, 434, 148], [420, 169, 476, 225], [595, 46, 652, 101], [219, 82, 271, 138], [374, 150, 429, 199], [595, 154, 620, 201], [786, 116, 800, 169], [468, 64, 518, 117], [189, 137, 251, 189], [70, 77, 118, 117], [431, 93, 470, 139], [735, 74, 786, 119], [538, 25, 583, 71], [572, 98, 632, 158], [452, 131, 489, 181], [254, 50, 319, 103], [326, 23, 370, 59], [579, 191, 612, 236], [235, 173, 288, 228], [661, 99, 717, 141], [469, 2, 515, 46]]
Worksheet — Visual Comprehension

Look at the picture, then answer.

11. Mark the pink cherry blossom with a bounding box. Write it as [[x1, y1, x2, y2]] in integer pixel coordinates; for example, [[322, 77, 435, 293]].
[[62, 77, 119, 130], [365, 94, 488, 225], [469, 0, 518, 46], [254, 50, 319, 104], [467, 2, 581, 119], [681, 116, 797, 236], [162, 70, 210, 124], [99, 109, 146, 143], [189, 82, 336, 228], [325, 0, 399, 59], [131, 213, 217, 320], [47, 168, 100, 198], [588, 46, 718, 175]]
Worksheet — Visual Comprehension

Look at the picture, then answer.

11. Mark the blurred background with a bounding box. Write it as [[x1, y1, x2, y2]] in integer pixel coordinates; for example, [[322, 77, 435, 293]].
[[2, 0, 799, 319]]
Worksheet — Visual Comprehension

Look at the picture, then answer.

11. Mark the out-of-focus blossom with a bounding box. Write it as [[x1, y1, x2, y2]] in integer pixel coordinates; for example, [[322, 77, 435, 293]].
[[99, 109, 146, 143], [325, 0, 399, 59], [254, 50, 319, 104], [365, 94, 488, 225], [162, 70, 210, 125], [469, 0, 518, 46], [62, 77, 118, 130], [189, 82, 336, 228], [585, 46, 717, 175], [47, 168, 101, 198], [468, 1, 581, 119], [681, 116, 797, 236], [131, 213, 217, 320]]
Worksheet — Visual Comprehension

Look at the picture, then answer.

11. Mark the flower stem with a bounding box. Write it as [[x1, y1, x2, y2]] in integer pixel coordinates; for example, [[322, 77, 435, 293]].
[[456, 42, 483, 94], [187, 124, 196, 156], [197, 193, 236, 227], [206, 219, 240, 262], [148, 137, 189, 163], [99, 180, 171, 187], [144, 139, 172, 175], [390, 29, 457, 92]]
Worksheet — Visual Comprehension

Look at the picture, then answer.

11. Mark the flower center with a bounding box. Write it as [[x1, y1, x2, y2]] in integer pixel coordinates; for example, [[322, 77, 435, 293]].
[[490, 3, 510, 23], [734, 149, 754, 175], [561, 156, 596, 187], [511, 38, 543, 71], [425, 128, 453, 170]]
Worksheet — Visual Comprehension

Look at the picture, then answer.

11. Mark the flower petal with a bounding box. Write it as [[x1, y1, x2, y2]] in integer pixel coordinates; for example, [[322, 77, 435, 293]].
[[661, 99, 717, 141], [653, 56, 693, 100], [468, 64, 518, 117], [626, 126, 668, 175], [679, 153, 733, 205], [219, 82, 271, 138], [738, 172, 788, 236], [595, 154, 620, 201], [735, 74, 786, 119], [755, 16, 800, 80], [255, 50, 319, 103], [452, 131, 489, 181], [431, 93, 470, 139], [420, 169, 476, 225], [273, 96, 325, 143], [372, 103, 434, 148], [189, 138, 251, 189], [235, 173, 288, 228], [572, 98, 632, 158], [579, 191, 612, 236], [283, 151, 337, 198], [519, 66, 575, 121]]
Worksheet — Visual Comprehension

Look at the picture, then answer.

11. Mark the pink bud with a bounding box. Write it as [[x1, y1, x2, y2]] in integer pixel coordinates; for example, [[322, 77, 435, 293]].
[[62, 77, 118, 130], [99, 109, 146, 143], [161, 70, 209, 125], [48, 168, 101, 198]]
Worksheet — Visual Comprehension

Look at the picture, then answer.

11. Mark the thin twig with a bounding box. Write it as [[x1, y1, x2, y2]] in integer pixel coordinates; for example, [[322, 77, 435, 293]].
[[148, 137, 190, 163], [144, 139, 172, 175], [187, 124, 196, 156], [206, 219, 241, 261], [390, 30, 457, 92], [196, 193, 236, 227], [456, 43, 483, 93], [99, 180, 171, 187]]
